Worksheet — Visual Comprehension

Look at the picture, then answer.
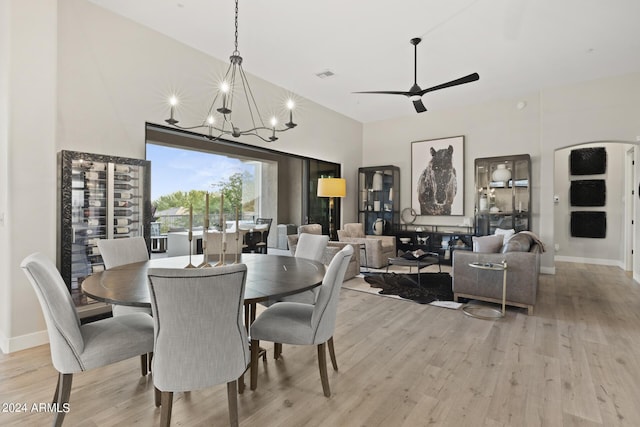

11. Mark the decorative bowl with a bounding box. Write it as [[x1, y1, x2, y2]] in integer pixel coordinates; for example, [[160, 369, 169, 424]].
[[399, 238, 411, 244]]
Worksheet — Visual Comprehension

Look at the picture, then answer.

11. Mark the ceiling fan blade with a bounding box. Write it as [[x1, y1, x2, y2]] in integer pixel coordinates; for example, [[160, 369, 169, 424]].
[[353, 90, 411, 96], [418, 73, 480, 96], [413, 99, 427, 113]]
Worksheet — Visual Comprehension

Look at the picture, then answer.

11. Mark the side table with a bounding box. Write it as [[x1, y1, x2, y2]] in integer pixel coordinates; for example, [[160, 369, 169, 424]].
[[462, 261, 507, 319], [358, 242, 369, 272]]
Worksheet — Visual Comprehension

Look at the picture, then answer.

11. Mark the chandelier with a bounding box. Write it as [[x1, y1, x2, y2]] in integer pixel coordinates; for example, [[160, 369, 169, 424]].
[[165, 0, 297, 142]]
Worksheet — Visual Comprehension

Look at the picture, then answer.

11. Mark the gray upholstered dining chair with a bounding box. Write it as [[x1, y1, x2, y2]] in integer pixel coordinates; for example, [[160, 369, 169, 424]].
[[293, 232, 329, 263], [277, 233, 329, 304], [147, 264, 250, 427], [97, 236, 152, 375], [97, 237, 150, 316], [249, 245, 353, 396], [20, 252, 154, 427]]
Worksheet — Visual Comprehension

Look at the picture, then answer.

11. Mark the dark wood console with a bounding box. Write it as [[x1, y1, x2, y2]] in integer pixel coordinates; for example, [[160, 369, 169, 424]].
[[395, 227, 473, 265]]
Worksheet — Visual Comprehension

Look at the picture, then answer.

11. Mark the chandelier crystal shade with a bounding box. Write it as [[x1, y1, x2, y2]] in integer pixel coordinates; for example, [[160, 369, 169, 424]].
[[165, 0, 297, 143]]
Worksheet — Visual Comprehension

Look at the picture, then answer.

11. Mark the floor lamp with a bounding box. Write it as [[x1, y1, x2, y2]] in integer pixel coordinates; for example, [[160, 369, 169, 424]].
[[317, 178, 346, 241]]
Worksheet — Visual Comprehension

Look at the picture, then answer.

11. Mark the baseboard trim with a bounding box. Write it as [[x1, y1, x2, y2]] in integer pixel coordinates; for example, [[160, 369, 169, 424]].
[[540, 266, 556, 275], [554, 255, 624, 269], [1, 329, 48, 354]]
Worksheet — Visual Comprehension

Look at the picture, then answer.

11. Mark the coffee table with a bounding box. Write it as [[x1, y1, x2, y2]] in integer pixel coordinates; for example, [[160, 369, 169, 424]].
[[386, 253, 441, 287]]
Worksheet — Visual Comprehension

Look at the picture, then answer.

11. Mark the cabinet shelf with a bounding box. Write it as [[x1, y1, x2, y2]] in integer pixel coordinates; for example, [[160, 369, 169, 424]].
[[474, 154, 531, 236], [357, 166, 400, 236]]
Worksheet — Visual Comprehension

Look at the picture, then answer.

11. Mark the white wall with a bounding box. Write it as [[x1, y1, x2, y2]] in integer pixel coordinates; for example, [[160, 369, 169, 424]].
[[363, 95, 542, 231], [554, 143, 631, 266], [1, 0, 362, 353], [0, 0, 57, 353], [0, 0, 11, 350], [363, 73, 640, 274]]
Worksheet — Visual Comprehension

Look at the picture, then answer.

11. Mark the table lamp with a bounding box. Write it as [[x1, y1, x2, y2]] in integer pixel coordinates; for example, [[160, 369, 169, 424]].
[[317, 178, 346, 240]]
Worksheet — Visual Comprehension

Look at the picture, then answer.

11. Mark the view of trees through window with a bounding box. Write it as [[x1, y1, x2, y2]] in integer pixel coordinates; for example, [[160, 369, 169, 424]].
[[146, 143, 263, 233]]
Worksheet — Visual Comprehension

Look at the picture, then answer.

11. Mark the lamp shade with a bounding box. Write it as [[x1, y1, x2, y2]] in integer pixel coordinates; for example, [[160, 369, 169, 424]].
[[317, 178, 346, 198]]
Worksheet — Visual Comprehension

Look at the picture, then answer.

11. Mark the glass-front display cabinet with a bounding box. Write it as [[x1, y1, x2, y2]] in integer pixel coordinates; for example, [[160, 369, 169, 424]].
[[58, 150, 151, 309], [474, 154, 531, 236], [358, 166, 400, 235]]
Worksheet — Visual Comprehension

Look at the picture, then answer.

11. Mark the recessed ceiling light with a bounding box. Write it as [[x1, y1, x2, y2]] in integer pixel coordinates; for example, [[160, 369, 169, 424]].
[[315, 70, 335, 79]]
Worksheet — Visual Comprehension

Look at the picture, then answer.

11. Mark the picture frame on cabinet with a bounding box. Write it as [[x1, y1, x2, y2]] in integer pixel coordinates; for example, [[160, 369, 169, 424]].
[[411, 135, 465, 216]]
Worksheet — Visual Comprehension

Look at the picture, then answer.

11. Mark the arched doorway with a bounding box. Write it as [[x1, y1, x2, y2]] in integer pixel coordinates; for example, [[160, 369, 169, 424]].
[[553, 140, 638, 280]]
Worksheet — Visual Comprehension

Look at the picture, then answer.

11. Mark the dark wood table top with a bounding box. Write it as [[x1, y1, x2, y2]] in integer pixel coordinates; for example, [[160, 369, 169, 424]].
[[81, 254, 326, 307]]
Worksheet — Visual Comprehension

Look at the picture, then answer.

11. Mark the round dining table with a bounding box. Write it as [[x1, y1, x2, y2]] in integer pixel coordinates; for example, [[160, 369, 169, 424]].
[[82, 253, 326, 392], [82, 253, 325, 309]]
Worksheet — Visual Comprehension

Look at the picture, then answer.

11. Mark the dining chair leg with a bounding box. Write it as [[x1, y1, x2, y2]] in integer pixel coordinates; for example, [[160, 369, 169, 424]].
[[52, 375, 60, 404], [148, 351, 153, 373], [244, 305, 250, 333], [227, 381, 239, 427], [54, 373, 72, 427], [160, 391, 173, 427], [238, 370, 245, 394], [274, 343, 282, 359], [154, 387, 161, 407], [250, 339, 260, 390], [140, 354, 148, 376], [317, 343, 331, 397], [327, 337, 338, 371]]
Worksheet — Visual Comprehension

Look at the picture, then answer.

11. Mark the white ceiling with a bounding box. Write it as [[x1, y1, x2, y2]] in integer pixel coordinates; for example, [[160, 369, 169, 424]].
[[88, 0, 640, 123]]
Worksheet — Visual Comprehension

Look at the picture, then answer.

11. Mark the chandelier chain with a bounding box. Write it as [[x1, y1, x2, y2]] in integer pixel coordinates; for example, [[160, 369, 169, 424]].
[[233, 0, 239, 55]]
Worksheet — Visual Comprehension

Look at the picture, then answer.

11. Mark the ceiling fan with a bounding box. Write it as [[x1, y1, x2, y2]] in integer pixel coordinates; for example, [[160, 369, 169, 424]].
[[354, 37, 479, 113]]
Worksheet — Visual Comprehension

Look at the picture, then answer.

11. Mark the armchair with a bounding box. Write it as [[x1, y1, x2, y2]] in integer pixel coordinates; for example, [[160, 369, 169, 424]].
[[337, 223, 396, 269], [287, 224, 360, 280], [452, 232, 543, 315]]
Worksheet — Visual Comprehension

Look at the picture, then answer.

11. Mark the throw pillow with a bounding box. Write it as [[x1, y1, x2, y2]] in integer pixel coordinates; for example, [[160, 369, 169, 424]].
[[472, 234, 504, 253], [501, 233, 531, 253], [494, 228, 515, 244]]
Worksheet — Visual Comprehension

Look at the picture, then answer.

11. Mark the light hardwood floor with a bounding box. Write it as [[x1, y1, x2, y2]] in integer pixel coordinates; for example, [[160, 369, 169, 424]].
[[3, 262, 640, 426]]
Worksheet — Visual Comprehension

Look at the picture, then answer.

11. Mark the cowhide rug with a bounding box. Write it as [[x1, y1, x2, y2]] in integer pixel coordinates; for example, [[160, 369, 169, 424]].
[[363, 272, 453, 304]]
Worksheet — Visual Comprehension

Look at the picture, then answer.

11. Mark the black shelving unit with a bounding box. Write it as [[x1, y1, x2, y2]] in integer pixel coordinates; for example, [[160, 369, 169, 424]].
[[474, 154, 531, 236], [358, 166, 400, 236]]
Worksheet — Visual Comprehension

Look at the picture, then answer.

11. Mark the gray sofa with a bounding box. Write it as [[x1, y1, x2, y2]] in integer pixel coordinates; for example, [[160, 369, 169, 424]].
[[452, 232, 543, 315], [287, 225, 361, 281]]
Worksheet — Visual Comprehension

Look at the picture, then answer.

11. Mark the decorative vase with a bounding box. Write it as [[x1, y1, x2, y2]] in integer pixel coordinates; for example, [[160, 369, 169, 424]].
[[373, 218, 385, 235], [479, 194, 488, 212], [492, 164, 511, 182], [372, 171, 383, 191]]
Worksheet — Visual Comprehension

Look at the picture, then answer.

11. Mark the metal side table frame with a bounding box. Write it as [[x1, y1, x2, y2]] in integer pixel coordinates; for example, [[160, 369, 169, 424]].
[[462, 261, 508, 319]]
